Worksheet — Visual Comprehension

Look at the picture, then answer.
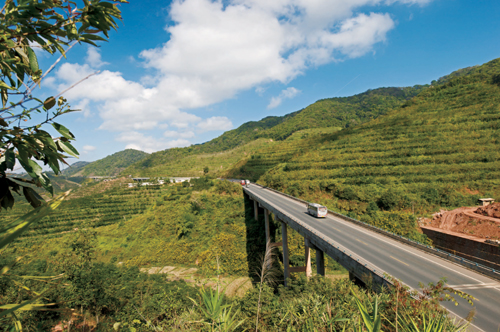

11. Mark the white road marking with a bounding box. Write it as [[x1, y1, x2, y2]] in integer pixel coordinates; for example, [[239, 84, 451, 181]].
[[247, 187, 488, 332], [448, 283, 499, 287], [258, 186, 500, 289], [448, 283, 500, 290], [321, 210, 488, 284], [249, 186, 493, 332]]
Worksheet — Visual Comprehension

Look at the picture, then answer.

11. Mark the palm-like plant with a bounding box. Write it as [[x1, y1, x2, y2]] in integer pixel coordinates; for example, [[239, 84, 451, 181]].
[[352, 289, 382, 332], [396, 312, 470, 332], [255, 239, 279, 331], [191, 286, 245, 332]]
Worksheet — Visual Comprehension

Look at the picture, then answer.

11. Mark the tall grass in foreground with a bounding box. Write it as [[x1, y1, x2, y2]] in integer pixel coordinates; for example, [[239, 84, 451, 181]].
[[255, 240, 279, 332]]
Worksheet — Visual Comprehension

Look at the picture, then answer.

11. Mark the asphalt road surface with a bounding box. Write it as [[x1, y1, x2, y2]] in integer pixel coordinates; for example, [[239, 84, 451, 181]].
[[245, 184, 500, 332]]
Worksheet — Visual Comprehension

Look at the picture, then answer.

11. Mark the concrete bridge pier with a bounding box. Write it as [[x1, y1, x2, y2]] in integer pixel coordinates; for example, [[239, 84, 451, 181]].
[[305, 240, 325, 276], [304, 238, 312, 278], [316, 248, 325, 276], [264, 209, 270, 244], [281, 220, 290, 286], [254, 200, 259, 221]]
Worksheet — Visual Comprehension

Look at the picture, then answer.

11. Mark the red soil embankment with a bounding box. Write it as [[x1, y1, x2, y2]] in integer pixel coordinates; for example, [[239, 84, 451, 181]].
[[422, 203, 500, 240]]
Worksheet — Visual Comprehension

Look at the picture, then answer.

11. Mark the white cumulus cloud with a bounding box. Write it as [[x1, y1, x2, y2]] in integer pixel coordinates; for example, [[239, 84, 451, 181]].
[[197, 116, 233, 132], [50, 0, 432, 153], [82, 145, 96, 152], [164, 130, 196, 138], [85, 47, 109, 68], [268, 87, 301, 109], [117, 131, 191, 153]]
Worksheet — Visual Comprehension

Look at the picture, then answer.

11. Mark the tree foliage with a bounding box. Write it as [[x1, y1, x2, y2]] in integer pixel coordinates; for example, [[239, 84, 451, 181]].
[[0, 0, 127, 211]]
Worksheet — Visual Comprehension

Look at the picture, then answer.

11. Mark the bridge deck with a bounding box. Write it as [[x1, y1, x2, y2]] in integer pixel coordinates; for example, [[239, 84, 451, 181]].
[[245, 184, 500, 332]]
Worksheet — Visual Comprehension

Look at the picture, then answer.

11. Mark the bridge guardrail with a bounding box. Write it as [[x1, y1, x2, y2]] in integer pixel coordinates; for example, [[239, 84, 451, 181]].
[[249, 182, 500, 281], [244, 184, 393, 291]]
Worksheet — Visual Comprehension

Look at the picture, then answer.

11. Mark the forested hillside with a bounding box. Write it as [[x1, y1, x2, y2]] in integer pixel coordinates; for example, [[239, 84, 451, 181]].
[[122, 58, 500, 242], [60, 161, 91, 176], [123, 86, 424, 177], [3, 58, 497, 332], [254, 58, 500, 223], [68, 149, 149, 177]]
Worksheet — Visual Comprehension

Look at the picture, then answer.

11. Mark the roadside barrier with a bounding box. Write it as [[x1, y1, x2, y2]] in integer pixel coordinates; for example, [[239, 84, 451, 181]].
[[247, 182, 500, 281]]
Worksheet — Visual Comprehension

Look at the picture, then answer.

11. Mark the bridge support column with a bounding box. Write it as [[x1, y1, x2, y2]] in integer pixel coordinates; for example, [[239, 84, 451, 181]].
[[281, 221, 290, 286], [316, 249, 325, 276], [304, 238, 312, 279], [264, 209, 270, 244], [254, 200, 259, 221], [349, 272, 364, 287]]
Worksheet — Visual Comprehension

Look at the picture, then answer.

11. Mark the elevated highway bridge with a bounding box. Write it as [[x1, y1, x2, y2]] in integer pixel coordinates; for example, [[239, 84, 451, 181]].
[[243, 183, 500, 332]]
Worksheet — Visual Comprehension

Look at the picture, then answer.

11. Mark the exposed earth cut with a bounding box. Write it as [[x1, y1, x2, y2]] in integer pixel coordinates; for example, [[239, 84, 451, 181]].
[[422, 203, 500, 241]]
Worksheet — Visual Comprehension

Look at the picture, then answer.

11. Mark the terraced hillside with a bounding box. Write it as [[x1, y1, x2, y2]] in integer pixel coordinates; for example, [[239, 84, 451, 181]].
[[258, 58, 500, 214], [123, 87, 422, 177], [65, 149, 149, 177], [225, 127, 341, 180], [6, 179, 170, 241], [122, 138, 274, 177]]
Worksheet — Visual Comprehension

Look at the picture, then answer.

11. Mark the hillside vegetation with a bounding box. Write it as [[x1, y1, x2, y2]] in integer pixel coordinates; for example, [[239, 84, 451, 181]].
[[117, 58, 500, 243], [11, 178, 343, 277], [2, 59, 495, 332], [122, 86, 423, 177], [66, 149, 149, 177], [254, 58, 500, 223], [60, 161, 91, 176]]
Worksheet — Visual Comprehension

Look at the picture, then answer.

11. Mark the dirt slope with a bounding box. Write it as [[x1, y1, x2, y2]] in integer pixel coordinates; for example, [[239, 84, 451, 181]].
[[423, 203, 500, 240]]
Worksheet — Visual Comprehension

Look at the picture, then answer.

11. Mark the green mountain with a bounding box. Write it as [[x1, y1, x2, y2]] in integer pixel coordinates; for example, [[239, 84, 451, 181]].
[[123, 57, 500, 240], [70, 149, 149, 177], [4, 58, 499, 332], [60, 161, 91, 177], [123, 86, 424, 177], [255, 58, 500, 213]]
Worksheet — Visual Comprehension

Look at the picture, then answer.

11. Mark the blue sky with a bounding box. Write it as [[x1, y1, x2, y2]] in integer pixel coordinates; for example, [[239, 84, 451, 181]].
[[34, 0, 500, 165]]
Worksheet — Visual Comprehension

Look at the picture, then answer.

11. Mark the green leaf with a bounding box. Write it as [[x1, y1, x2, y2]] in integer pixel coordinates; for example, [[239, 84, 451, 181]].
[[43, 96, 56, 110], [80, 33, 106, 42], [62, 109, 80, 114], [6, 179, 20, 195], [26, 47, 39, 73], [57, 140, 79, 157], [0, 303, 55, 311], [57, 96, 66, 106], [27, 159, 43, 178], [52, 122, 75, 140], [0, 189, 15, 210], [6, 177, 36, 187], [23, 187, 43, 208], [35, 130, 57, 149], [0, 149, 15, 172], [39, 172, 53, 195], [0, 81, 15, 90], [1, 89, 7, 107]]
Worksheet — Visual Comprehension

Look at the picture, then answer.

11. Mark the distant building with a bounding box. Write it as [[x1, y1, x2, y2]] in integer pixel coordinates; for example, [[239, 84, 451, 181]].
[[132, 177, 150, 182], [89, 176, 114, 181], [169, 177, 198, 183], [478, 198, 495, 206]]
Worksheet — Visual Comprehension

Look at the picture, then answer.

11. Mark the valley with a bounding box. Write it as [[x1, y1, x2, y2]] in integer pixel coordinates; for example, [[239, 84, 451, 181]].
[[2, 58, 500, 331]]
